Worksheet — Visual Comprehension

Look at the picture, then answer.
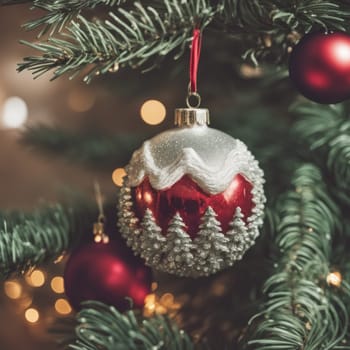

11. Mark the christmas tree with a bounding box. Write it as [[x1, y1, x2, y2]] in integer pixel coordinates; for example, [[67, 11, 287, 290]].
[[164, 212, 194, 273], [1, 1, 350, 349], [194, 206, 229, 275]]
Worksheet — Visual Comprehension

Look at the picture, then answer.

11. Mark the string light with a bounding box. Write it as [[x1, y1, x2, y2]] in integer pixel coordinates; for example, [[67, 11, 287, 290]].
[[4, 281, 22, 299], [140, 99, 166, 125], [51, 276, 65, 294], [211, 282, 226, 297], [144, 292, 181, 317], [1, 96, 28, 128], [25, 308, 39, 323], [112, 168, 126, 187], [55, 298, 72, 315], [26, 270, 45, 287], [327, 271, 342, 287]]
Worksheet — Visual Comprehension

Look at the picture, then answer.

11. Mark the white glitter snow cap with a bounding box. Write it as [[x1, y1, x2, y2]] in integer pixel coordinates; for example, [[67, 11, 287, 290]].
[[126, 108, 263, 194]]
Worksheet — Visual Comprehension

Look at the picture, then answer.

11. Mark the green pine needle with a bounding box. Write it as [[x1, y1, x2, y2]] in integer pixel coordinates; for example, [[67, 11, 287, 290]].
[[67, 301, 194, 350], [0, 204, 80, 279], [244, 164, 350, 350]]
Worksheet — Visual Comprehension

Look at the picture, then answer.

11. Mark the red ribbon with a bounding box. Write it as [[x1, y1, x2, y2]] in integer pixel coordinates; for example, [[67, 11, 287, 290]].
[[189, 28, 202, 93]]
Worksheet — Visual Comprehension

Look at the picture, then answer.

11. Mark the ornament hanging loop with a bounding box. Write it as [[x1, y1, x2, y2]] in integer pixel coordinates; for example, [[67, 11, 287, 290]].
[[186, 83, 201, 108], [187, 28, 202, 108]]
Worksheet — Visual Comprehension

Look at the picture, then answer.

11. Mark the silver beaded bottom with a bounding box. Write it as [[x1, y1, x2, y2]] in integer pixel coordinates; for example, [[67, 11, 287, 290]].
[[117, 169, 265, 278]]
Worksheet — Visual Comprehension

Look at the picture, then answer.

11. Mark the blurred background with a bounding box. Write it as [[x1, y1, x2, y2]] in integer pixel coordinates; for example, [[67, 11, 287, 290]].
[[0, 5, 182, 349]]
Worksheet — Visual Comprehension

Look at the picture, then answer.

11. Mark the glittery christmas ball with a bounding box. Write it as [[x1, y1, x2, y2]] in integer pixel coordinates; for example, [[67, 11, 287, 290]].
[[64, 240, 152, 311], [118, 108, 265, 277], [289, 31, 350, 104]]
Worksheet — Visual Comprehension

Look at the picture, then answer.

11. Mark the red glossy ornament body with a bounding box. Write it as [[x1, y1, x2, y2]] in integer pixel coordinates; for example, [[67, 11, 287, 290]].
[[133, 174, 254, 238], [64, 241, 152, 311], [289, 31, 350, 104]]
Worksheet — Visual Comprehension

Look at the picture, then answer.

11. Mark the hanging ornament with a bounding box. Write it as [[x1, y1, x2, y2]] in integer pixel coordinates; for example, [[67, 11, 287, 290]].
[[64, 184, 152, 311], [289, 31, 350, 104], [117, 29, 266, 277]]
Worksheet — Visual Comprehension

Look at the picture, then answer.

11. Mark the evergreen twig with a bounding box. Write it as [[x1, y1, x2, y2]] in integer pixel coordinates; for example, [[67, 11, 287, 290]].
[[18, 0, 218, 82], [68, 301, 194, 350], [291, 101, 350, 205], [0, 204, 84, 279], [244, 164, 350, 349], [24, 0, 125, 37]]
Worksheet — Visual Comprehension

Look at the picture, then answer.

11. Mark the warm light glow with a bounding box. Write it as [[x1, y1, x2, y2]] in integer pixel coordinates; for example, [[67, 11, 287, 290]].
[[327, 271, 342, 287], [143, 292, 181, 318], [26, 270, 45, 287], [144, 191, 153, 205], [112, 168, 126, 187], [160, 293, 174, 306], [211, 282, 226, 297], [240, 64, 263, 78], [25, 308, 39, 323], [51, 276, 65, 294], [4, 281, 22, 299], [67, 88, 96, 112], [140, 100, 166, 125], [144, 293, 157, 317], [1, 96, 28, 128], [94, 235, 102, 243], [55, 298, 72, 315]]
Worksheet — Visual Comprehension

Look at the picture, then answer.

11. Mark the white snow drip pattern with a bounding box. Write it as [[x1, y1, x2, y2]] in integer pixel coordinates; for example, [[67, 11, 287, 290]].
[[127, 138, 260, 195]]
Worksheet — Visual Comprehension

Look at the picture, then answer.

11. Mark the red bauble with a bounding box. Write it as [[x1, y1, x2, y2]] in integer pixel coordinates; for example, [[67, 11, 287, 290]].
[[289, 31, 350, 104], [64, 240, 152, 311], [133, 174, 254, 238]]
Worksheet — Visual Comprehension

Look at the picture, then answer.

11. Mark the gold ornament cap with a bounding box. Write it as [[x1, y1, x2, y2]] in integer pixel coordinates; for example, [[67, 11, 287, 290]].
[[174, 108, 210, 127]]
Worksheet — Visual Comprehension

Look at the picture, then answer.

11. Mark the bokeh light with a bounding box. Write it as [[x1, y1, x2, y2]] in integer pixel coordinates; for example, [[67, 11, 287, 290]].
[[55, 298, 72, 315], [25, 308, 39, 323], [26, 270, 45, 287], [1, 96, 28, 128], [50, 276, 65, 294], [140, 99, 166, 125], [112, 168, 126, 187], [327, 271, 342, 287], [4, 281, 22, 299]]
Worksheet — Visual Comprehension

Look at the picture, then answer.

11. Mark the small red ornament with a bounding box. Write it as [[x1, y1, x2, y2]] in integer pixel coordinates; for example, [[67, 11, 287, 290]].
[[289, 31, 350, 104], [133, 174, 254, 238], [64, 240, 152, 311]]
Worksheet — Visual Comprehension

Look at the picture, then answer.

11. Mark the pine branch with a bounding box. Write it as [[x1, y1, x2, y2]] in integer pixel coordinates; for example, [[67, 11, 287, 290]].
[[219, 0, 350, 66], [244, 164, 350, 350], [291, 101, 350, 205], [18, 0, 218, 82], [67, 301, 194, 350], [0, 204, 87, 279], [24, 0, 125, 37], [21, 125, 148, 170]]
